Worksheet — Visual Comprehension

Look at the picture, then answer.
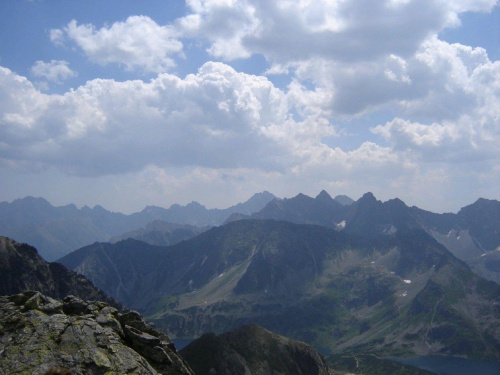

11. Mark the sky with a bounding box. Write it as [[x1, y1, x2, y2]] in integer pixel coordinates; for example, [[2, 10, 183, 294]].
[[0, 0, 499, 214]]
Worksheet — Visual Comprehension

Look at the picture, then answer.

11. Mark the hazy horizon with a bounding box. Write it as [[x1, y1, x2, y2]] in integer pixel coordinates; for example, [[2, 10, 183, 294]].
[[1, 189, 493, 216]]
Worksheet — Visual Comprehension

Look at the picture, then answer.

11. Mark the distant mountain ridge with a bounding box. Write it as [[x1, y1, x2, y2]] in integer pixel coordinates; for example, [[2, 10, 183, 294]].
[[228, 191, 500, 283], [225, 190, 353, 225], [253, 190, 349, 226], [2, 190, 498, 282], [109, 220, 209, 247], [0, 191, 277, 260], [0, 236, 436, 375]]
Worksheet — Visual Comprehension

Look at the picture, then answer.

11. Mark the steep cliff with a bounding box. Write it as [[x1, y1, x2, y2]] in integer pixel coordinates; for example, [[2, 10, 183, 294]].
[[0, 236, 116, 307]]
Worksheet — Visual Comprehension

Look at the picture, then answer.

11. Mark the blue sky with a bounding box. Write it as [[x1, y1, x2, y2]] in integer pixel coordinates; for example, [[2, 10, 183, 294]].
[[0, 0, 499, 213]]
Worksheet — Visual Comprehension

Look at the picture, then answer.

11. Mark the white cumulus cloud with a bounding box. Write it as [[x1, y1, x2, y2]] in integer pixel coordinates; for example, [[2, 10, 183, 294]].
[[2, 0, 500, 212], [30, 60, 76, 84], [0, 63, 297, 175], [177, 0, 497, 64], [372, 39, 500, 164], [51, 16, 183, 73]]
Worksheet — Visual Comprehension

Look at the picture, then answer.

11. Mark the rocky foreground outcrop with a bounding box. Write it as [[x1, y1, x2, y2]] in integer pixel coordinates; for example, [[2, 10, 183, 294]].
[[0, 291, 193, 375], [0, 236, 118, 307], [180, 324, 333, 375]]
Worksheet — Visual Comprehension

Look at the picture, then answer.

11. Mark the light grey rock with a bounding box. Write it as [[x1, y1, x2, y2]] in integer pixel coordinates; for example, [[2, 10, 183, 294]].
[[0, 291, 194, 375]]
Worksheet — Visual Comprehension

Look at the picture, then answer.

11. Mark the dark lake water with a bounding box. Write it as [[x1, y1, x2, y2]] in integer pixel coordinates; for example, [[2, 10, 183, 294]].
[[388, 355, 500, 375]]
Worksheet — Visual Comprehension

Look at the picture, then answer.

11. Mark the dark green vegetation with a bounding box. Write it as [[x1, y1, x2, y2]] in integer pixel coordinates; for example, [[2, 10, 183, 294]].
[[180, 324, 331, 375], [59, 219, 500, 361], [0, 289, 432, 375]]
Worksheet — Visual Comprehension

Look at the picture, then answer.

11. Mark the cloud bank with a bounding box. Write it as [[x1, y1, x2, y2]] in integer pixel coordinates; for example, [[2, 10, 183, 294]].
[[1, 0, 499, 211]]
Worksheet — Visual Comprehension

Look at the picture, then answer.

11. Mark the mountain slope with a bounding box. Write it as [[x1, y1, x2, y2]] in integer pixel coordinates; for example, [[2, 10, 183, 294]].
[[239, 192, 500, 283], [60, 220, 500, 360], [0, 236, 116, 306], [109, 220, 208, 246], [456, 198, 500, 252], [343, 193, 423, 238], [180, 324, 435, 375], [180, 324, 331, 375]]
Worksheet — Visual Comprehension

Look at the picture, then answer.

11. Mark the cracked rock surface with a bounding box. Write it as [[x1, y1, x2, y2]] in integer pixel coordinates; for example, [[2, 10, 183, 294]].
[[0, 291, 193, 375]]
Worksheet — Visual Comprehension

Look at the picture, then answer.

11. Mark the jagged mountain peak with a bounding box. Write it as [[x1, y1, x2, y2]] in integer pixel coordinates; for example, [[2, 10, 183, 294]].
[[186, 201, 205, 208], [252, 190, 275, 199], [459, 197, 500, 214], [385, 197, 408, 209], [244, 191, 277, 206], [315, 189, 333, 201], [359, 191, 378, 202], [92, 204, 109, 212], [293, 192, 313, 201]]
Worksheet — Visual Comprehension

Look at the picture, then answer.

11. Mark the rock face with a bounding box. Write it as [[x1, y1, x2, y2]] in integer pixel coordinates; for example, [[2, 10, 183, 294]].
[[180, 324, 331, 375], [0, 291, 193, 375], [0, 236, 117, 307]]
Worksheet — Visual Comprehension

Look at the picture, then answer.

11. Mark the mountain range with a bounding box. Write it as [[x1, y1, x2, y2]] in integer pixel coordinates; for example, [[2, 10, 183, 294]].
[[0, 191, 277, 260], [0, 238, 433, 374], [3, 190, 500, 366], [4, 189, 499, 281], [230, 191, 500, 284], [59, 218, 500, 361], [109, 220, 209, 247]]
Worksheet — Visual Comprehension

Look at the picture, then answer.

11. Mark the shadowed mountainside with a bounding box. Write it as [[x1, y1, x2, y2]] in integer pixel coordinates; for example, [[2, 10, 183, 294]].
[[180, 324, 331, 375], [0, 236, 117, 307], [59, 220, 500, 360], [230, 192, 500, 283]]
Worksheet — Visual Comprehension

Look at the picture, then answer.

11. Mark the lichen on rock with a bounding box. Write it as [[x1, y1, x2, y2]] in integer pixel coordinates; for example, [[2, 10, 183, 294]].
[[0, 291, 193, 375]]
